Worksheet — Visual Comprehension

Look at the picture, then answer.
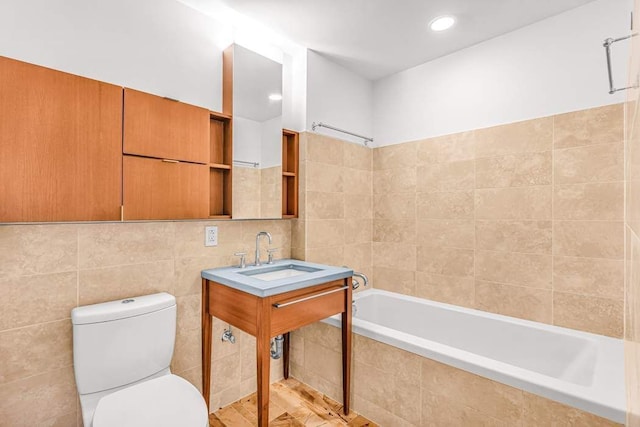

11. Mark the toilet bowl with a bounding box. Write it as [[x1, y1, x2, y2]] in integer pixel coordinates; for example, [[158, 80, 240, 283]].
[[92, 374, 207, 427], [71, 293, 208, 427]]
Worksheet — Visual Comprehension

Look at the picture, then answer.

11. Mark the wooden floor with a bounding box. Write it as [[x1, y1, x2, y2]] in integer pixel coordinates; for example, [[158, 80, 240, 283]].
[[209, 378, 377, 427]]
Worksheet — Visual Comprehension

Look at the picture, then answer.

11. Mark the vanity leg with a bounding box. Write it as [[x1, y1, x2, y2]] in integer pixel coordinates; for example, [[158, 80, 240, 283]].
[[342, 280, 353, 415], [256, 300, 271, 427], [283, 332, 290, 379], [201, 278, 212, 411]]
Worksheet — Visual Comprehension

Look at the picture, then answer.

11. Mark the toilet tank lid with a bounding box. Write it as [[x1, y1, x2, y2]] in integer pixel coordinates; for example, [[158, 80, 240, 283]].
[[72, 293, 176, 325]]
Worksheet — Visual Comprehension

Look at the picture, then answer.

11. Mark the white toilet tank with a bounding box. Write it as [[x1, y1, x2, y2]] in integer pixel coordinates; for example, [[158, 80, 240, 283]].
[[72, 293, 177, 395]]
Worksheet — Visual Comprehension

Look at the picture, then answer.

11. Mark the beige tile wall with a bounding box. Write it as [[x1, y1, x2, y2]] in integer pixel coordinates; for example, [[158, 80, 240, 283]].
[[292, 132, 373, 285], [0, 219, 291, 426], [372, 104, 625, 337], [626, 1, 640, 424], [291, 321, 621, 426], [232, 167, 262, 219], [260, 166, 282, 218], [0, 104, 628, 425]]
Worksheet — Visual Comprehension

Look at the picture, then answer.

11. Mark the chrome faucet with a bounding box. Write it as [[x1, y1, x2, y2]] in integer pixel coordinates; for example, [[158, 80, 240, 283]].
[[254, 231, 272, 266], [352, 272, 369, 290]]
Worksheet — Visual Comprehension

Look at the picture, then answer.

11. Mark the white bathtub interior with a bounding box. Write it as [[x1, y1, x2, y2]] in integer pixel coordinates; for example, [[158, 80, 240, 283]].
[[325, 289, 625, 423], [355, 293, 597, 386]]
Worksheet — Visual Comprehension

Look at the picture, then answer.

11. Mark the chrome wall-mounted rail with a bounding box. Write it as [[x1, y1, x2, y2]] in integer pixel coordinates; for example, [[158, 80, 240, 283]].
[[272, 286, 348, 308], [233, 159, 259, 168], [311, 122, 373, 146], [604, 33, 637, 94]]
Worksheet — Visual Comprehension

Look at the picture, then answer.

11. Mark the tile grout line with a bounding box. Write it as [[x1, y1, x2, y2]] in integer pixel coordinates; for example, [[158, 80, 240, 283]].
[[414, 143, 419, 295], [473, 131, 477, 309], [0, 317, 73, 334], [76, 227, 80, 315], [0, 363, 75, 387], [552, 115, 556, 325], [624, 101, 628, 341]]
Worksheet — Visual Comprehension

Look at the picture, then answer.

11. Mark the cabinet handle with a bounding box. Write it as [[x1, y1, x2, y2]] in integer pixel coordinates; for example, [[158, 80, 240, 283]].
[[273, 286, 348, 309], [161, 159, 179, 163]]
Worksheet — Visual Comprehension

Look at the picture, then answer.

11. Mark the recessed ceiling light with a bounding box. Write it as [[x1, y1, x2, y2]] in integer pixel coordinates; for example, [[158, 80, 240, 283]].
[[429, 15, 455, 32], [268, 93, 282, 101]]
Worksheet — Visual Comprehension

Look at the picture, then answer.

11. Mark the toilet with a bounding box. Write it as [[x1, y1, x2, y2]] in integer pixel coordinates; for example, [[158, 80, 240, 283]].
[[71, 293, 208, 427]]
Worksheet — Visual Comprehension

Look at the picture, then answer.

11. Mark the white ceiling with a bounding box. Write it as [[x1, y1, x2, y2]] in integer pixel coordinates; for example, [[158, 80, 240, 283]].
[[217, 0, 597, 80]]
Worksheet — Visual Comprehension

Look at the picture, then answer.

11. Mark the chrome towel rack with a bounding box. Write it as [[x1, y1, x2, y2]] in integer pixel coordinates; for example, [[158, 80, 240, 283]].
[[603, 33, 637, 94], [233, 159, 259, 168], [311, 122, 373, 146]]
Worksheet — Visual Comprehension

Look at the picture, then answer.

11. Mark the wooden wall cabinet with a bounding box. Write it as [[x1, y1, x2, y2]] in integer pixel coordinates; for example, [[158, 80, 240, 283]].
[[0, 57, 238, 223], [123, 88, 210, 164], [122, 88, 212, 220], [122, 156, 208, 220], [0, 56, 123, 222], [282, 129, 299, 218], [208, 111, 232, 219]]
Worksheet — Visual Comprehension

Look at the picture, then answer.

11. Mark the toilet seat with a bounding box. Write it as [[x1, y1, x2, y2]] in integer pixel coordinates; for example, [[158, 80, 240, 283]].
[[92, 374, 208, 427]]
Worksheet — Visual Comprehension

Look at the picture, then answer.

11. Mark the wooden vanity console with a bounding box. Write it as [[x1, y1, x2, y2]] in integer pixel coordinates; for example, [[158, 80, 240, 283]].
[[201, 277, 352, 426]]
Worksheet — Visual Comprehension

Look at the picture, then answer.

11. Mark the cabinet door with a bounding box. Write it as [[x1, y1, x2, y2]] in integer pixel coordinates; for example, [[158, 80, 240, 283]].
[[123, 155, 209, 220], [123, 88, 209, 164], [0, 56, 122, 222]]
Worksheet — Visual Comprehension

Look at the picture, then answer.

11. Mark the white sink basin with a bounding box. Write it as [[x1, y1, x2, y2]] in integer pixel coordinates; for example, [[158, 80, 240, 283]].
[[248, 269, 308, 281], [201, 259, 353, 297], [240, 264, 321, 282]]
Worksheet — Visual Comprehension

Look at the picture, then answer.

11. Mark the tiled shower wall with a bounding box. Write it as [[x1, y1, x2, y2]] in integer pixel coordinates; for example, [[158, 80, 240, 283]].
[[0, 220, 291, 425], [289, 106, 627, 426], [292, 132, 373, 284], [372, 103, 625, 337]]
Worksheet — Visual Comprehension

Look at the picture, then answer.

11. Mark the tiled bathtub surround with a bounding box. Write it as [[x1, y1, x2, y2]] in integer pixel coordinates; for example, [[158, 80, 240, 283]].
[[372, 103, 625, 338], [0, 220, 291, 425], [292, 132, 373, 286], [291, 322, 621, 427]]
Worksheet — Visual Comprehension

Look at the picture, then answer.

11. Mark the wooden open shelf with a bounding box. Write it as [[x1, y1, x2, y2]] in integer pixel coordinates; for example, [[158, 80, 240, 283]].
[[209, 111, 233, 218], [209, 162, 231, 170], [282, 129, 299, 218]]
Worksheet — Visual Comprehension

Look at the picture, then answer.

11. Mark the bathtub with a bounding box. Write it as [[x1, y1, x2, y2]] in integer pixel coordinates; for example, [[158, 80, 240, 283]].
[[324, 289, 625, 423]]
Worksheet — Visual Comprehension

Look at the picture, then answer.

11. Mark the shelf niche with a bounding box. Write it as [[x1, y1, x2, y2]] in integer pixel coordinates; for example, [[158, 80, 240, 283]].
[[209, 111, 232, 218], [282, 129, 299, 218]]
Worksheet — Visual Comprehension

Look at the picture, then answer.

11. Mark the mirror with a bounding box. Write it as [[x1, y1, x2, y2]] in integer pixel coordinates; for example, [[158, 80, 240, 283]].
[[230, 45, 283, 219]]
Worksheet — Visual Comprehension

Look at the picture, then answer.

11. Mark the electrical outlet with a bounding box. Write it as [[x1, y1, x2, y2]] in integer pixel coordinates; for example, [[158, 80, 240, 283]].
[[205, 226, 218, 247]]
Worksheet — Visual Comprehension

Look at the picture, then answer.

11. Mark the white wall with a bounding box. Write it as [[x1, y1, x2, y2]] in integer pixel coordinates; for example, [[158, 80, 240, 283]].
[[261, 117, 284, 168], [306, 50, 373, 145], [283, 51, 308, 132], [233, 117, 262, 166], [0, 0, 231, 111], [234, 116, 282, 168], [373, 0, 633, 146], [0, 0, 307, 130]]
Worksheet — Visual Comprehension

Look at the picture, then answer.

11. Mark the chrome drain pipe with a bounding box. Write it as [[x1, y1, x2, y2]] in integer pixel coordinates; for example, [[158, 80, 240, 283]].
[[270, 335, 284, 359]]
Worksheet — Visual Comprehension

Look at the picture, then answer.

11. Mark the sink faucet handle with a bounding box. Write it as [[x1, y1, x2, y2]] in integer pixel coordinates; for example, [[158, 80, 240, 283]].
[[234, 252, 247, 269], [267, 248, 279, 264]]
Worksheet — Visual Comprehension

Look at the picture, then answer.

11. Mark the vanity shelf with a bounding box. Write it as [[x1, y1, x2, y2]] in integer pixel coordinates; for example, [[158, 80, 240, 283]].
[[282, 129, 299, 218], [209, 111, 232, 218]]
